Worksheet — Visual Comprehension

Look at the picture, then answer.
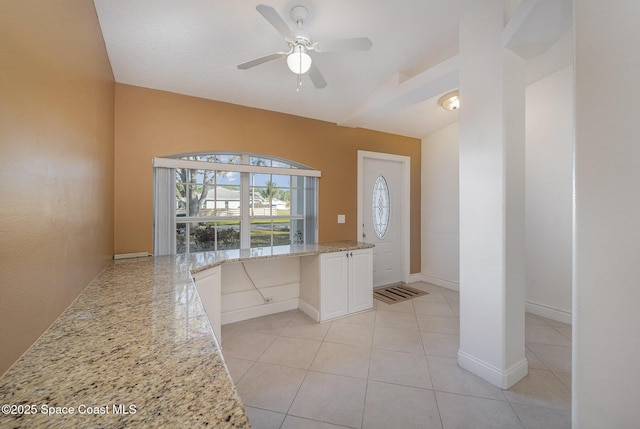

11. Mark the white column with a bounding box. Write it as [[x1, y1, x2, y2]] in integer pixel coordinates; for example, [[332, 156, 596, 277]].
[[457, 0, 528, 388], [573, 1, 640, 426]]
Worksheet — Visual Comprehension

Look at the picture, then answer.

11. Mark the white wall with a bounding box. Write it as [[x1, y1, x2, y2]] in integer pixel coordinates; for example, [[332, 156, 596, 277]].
[[421, 122, 460, 289], [573, 1, 640, 426], [420, 67, 574, 324], [524, 65, 573, 323], [221, 258, 301, 324]]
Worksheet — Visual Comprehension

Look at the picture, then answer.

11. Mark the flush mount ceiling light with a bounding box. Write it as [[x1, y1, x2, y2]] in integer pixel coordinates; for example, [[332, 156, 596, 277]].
[[287, 45, 312, 74], [439, 90, 460, 111]]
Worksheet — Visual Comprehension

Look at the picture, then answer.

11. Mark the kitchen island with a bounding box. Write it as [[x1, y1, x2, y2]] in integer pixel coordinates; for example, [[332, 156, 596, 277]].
[[0, 241, 371, 428]]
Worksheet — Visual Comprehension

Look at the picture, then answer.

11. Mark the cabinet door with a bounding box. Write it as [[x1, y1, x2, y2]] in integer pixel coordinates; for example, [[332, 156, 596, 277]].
[[320, 252, 349, 321], [349, 249, 373, 313]]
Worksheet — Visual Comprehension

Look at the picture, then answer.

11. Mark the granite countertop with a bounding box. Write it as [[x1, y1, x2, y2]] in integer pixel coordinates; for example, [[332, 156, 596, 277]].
[[0, 241, 371, 428], [186, 241, 374, 274]]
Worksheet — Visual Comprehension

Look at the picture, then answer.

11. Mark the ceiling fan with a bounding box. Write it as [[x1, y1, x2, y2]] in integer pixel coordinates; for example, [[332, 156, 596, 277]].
[[237, 4, 373, 89]]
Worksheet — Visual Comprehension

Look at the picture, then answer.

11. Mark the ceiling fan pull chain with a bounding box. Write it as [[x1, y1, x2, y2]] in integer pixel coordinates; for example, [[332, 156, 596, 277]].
[[296, 47, 303, 91]]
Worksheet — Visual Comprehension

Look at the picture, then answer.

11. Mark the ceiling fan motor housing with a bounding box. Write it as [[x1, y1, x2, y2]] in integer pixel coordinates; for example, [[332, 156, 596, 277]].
[[292, 31, 312, 48]]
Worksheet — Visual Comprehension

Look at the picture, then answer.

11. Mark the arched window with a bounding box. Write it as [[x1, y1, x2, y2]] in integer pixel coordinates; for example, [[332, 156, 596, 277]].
[[153, 152, 320, 255]]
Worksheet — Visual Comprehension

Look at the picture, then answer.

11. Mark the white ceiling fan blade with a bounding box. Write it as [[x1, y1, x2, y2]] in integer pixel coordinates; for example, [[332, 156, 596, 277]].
[[308, 63, 327, 89], [256, 4, 292, 39], [237, 53, 284, 70], [315, 37, 373, 52]]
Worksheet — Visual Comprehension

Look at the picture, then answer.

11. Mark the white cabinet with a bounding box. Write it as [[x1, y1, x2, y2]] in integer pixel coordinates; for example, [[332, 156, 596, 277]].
[[300, 248, 373, 322], [348, 249, 374, 313], [319, 252, 350, 320], [193, 265, 222, 343]]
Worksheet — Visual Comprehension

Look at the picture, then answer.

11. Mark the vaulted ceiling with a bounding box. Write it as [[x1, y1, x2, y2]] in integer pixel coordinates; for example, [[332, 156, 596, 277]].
[[94, 0, 572, 139]]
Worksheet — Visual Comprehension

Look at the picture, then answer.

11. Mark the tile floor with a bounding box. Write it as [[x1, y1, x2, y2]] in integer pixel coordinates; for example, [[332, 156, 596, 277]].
[[222, 282, 571, 429]]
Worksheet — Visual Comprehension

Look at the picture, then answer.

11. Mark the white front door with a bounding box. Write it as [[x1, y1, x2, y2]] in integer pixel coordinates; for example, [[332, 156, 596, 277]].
[[362, 157, 403, 287]]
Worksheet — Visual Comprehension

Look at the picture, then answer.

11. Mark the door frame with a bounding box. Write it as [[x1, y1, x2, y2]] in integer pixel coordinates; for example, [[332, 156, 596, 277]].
[[357, 150, 411, 284]]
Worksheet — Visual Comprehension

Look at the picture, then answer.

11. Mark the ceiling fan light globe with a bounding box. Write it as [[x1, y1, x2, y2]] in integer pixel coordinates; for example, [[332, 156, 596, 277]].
[[287, 46, 312, 74]]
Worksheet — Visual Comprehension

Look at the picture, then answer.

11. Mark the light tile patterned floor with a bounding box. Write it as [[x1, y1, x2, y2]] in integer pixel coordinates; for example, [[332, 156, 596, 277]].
[[222, 282, 571, 429]]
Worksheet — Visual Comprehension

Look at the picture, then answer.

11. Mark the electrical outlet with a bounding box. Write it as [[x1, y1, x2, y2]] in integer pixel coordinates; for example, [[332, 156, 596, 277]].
[[264, 297, 274, 303]]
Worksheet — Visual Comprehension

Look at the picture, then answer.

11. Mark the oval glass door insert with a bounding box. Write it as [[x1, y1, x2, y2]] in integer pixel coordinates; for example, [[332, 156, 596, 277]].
[[372, 175, 390, 238]]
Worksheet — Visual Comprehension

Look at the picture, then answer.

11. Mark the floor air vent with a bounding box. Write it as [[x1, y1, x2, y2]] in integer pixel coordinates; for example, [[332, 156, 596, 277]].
[[373, 284, 428, 305]]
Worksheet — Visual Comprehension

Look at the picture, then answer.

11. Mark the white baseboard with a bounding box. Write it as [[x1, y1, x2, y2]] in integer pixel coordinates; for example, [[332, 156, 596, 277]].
[[525, 300, 572, 325], [406, 273, 424, 284], [221, 298, 299, 325], [298, 299, 320, 322], [421, 274, 460, 291], [114, 252, 150, 260], [457, 349, 528, 389], [419, 274, 571, 325]]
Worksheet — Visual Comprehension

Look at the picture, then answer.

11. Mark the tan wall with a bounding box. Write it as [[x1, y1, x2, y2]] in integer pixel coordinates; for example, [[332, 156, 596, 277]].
[[114, 84, 421, 273], [0, 1, 115, 375]]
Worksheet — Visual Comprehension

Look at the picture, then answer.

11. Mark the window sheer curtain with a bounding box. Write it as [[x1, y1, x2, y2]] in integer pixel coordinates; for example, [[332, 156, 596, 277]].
[[153, 167, 176, 256], [304, 177, 318, 243]]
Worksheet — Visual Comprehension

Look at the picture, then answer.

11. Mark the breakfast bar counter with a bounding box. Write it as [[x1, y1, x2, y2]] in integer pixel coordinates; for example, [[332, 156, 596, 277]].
[[0, 241, 371, 428]]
